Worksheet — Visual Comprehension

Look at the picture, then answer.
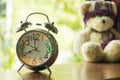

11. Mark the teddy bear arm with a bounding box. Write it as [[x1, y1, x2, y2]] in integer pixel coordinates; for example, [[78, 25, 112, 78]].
[[73, 28, 92, 55], [110, 28, 120, 39]]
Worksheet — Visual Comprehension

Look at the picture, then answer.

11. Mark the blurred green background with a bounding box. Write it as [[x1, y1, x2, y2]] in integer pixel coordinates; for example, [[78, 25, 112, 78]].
[[0, 0, 84, 70]]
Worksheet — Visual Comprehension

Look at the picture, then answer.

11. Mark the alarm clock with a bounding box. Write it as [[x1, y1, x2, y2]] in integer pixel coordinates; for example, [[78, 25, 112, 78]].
[[16, 12, 58, 73]]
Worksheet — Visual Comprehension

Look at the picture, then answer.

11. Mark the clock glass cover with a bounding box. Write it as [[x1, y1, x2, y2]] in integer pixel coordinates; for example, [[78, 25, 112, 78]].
[[17, 30, 52, 66]]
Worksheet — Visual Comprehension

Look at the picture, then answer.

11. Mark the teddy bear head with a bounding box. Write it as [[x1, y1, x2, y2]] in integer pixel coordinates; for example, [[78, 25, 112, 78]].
[[80, 1, 117, 32]]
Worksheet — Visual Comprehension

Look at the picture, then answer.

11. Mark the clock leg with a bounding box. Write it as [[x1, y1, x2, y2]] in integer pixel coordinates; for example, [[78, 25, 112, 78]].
[[45, 65, 52, 76], [18, 64, 24, 72]]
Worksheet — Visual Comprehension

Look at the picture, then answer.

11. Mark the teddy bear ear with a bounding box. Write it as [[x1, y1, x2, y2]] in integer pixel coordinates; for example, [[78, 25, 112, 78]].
[[111, 2, 117, 15], [79, 1, 91, 19]]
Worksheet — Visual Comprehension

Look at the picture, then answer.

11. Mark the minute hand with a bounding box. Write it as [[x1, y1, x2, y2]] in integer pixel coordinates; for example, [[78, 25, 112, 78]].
[[34, 39, 36, 48], [28, 43, 34, 49]]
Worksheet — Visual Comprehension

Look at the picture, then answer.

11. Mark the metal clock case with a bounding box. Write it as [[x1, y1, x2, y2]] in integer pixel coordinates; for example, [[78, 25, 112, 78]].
[[16, 12, 58, 73]]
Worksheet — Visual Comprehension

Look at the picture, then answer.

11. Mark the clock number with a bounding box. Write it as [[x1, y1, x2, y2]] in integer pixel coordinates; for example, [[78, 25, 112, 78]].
[[47, 46, 50, 53], [28, 35, 32, 41], [35, 34, 40, 40], [28, 33, 40, 41], [45, 42, 51, 54], [34, 34, 43, 41], [39, 58, 43, 63], [20, 45, 25, 51], [22, 40, 29, 46], [44, 53, 48, 59], [32, 58, 37, 65]]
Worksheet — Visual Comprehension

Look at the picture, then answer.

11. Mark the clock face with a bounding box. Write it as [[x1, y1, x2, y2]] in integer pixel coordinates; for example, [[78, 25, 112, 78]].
[[16, 30, 52, 66]]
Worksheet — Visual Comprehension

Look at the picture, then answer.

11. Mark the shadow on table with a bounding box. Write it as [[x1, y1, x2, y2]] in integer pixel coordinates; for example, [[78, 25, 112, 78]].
[[18, 71, 52, 80], [105, 77, 120, 80]]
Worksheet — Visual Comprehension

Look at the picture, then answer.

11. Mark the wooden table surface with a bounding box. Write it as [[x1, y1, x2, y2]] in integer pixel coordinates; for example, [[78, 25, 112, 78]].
[[1, 62, 120, 80]]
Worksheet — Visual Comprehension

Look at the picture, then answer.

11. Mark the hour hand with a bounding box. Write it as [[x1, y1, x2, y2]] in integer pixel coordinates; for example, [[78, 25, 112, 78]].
[[27, 49, 34, 54]]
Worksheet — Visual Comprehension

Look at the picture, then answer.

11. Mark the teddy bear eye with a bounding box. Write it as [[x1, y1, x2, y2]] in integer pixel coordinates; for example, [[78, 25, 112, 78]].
[[102, 19, 106, 24]]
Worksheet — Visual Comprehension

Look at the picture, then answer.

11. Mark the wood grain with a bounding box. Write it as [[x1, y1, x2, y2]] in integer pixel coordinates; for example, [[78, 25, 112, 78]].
[[1, 62, 120, 80]]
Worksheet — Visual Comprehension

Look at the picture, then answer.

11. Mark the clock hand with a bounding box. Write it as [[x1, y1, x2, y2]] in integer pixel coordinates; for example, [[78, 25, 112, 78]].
[[28, 43, 34, 49], [27, 47, 39, 54], [34, 39, 36, 48], [33, 39, 40, 52], [27, 48, 34, 54]]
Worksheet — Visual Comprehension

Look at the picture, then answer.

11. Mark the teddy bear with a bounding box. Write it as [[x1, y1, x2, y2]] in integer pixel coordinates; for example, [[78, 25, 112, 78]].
[[73, 1, 120, 62]]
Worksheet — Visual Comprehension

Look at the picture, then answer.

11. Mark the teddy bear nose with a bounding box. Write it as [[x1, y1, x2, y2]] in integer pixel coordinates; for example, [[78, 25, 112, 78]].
[[102, 19, 106, 24]]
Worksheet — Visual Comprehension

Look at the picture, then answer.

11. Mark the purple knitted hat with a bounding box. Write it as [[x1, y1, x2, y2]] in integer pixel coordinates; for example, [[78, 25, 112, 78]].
[[83, 1, 116, 24]]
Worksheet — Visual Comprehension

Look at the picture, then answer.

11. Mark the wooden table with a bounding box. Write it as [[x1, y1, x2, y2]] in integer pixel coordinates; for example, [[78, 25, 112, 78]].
[[1, 62, 120, 80]]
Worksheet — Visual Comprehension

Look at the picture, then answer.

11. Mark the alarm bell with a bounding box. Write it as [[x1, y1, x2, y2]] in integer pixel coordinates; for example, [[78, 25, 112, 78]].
[[36, 22, 58, 34], [16, 21, 32, 32]]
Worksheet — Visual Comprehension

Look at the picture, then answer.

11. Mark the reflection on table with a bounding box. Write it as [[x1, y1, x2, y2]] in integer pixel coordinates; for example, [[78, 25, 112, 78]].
[[1, 62, 120, 80], [72, 63, 120, 80], [19, 72, 51, 80]]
